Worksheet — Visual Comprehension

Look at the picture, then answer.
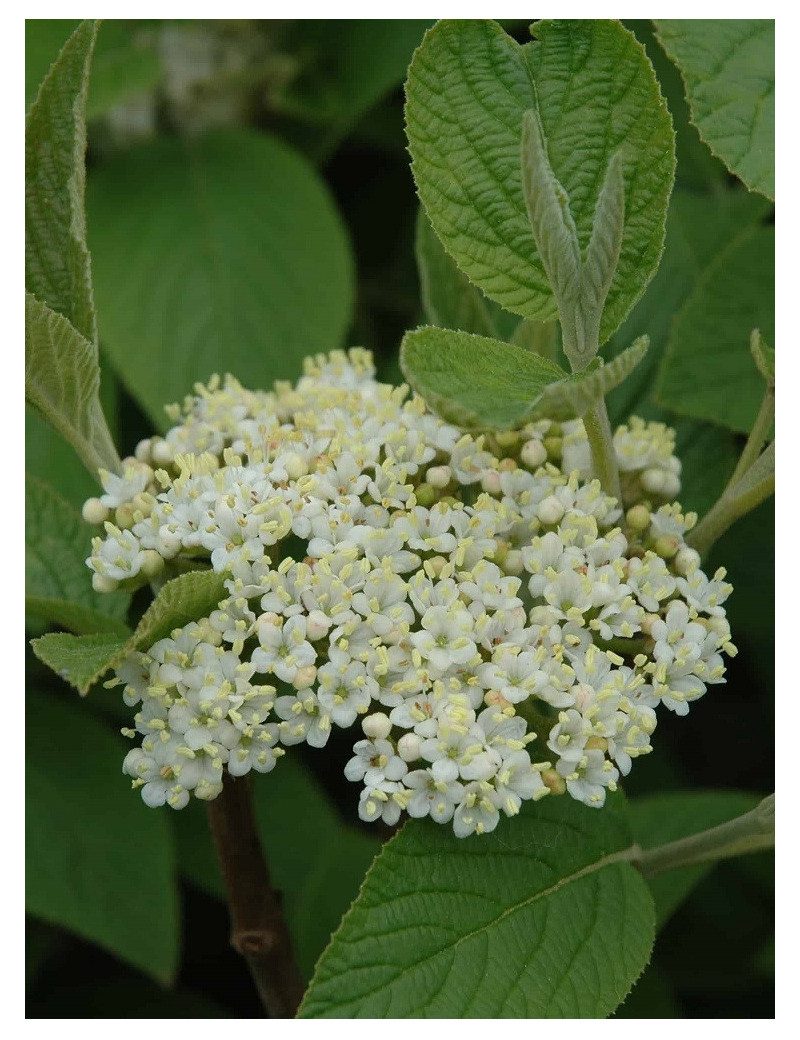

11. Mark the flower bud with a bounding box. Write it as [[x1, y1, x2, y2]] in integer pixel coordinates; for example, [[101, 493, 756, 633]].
[[521, 438, 547, 469], [293, 665, 317, 691], [543, 436, 562, 460], [654, 535, 679, 560], [426, 465, 451, 489], [397, 733, 422, 762], [140, 549, 165, 579], [284, 453, 309, 480], [541, 768, 566, 795], [92, 572, 119, 594], [480, 469, 503, 495], [362, 712, 392, 740], [503, 549, 524, 575], [415, 483, 436, 507], [306, 610, 331, 641], [641, 468, 667, 495], [134, 439, 153, 463], [498, 457, 517, 472], [151, 439, 174, 466], [82, 497, 109, 525], [537, 495, 565, 525], [674, 547, 700, 575], [625, 504, 651, 532], [115, 503, 136, 530]]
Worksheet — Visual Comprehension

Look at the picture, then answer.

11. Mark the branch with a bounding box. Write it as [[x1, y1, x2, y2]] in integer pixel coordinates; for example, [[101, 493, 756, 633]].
[[206, 775, 305, 1018]]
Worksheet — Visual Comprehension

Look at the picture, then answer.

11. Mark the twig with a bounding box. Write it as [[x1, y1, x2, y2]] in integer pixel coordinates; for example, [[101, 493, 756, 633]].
[[206, 775, 305, 1018]]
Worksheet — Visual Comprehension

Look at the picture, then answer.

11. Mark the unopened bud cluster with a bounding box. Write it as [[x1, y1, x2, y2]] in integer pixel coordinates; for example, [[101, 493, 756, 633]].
[[87, 349, 735, 837]]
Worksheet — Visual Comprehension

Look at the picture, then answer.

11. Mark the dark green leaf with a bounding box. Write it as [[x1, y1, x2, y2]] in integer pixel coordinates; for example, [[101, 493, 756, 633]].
[[656, 225, 774, 432], [605, 186, 771, 425], [300, 793, 654, 1018], [26, 691, 179, 981], [655, 20, 774, 199], [25, 474, 130, 628], [87, 128, 354, 427], [405, 19, 675, 342]]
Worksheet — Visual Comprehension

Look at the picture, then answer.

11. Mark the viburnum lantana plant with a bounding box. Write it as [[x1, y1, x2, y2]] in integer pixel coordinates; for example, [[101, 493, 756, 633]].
[[26, 17, 774, 1021]]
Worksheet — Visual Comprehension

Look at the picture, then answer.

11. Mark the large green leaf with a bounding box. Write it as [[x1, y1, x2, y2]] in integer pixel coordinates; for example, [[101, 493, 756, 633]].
[[26, 691, 179, 982], [405, 19, 675, 343], [25, 293, 120, 477], [173, 756, 379, 979], [31, 569, 227, 694], [25, 474, 130, 631], [300, 793, 654, 1018], [87, 128, 354, 427], [656, 225, 774, 433], [605, 186, 771, 424], [630, 790, 762, 927], [654, 20, 774, 200], [26, 20, 97, 345]]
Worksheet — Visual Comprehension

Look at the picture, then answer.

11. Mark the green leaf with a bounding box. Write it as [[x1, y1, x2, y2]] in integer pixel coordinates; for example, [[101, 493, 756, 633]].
[[629, 790, 762, 927], [30, 631, 128, 695], [87, 128, 354, 427], [400, 326, 567, 429], [405, 19, 675, 343], [300, 793, 654, 1018], [25, 597, 130, 638], [400, 326, 646, 430], [25, 474, 130, 629], [173, 756, 379, 979], [654, 20, 774, 199], [25, 293, 120, 478], [31, 569, 227, 694], [26, 20, 97, 345], [605, 186, 771, 425], [26, 691, 179, 982], [751, 329, 775, 382], [656, 224, 774, 432], [729, 441, 774, 498], [415, 208, 518, 340]]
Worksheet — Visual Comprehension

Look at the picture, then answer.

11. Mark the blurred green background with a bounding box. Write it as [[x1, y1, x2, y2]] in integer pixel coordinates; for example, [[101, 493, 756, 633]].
[[26, 19, 774, 1018]]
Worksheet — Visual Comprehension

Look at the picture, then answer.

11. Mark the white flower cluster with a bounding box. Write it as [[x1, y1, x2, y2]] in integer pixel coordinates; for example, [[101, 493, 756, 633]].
[[87, 349, 735, 837]]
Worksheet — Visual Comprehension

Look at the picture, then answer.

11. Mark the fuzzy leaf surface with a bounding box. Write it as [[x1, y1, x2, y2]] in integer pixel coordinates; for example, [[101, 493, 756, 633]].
[[30, 631, 129, 696], [656, 225, 774, 432], [26, 692, 178, 982], [300, 793, 654, 1018], [87, 129, 354, 427], [405, 19, 675, 342], [655, 20, 774, 199], [25, 293, 120, 477], [25, 20, 97, 345], [400, 326, 566, 429]]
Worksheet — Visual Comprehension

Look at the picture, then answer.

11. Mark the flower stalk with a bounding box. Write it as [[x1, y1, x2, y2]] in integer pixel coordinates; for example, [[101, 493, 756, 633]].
[[206, 775, 305, 1018]]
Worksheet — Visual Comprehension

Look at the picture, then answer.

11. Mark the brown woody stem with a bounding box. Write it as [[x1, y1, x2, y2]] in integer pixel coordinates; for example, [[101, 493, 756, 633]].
[[206, 775, 305, 1018]]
